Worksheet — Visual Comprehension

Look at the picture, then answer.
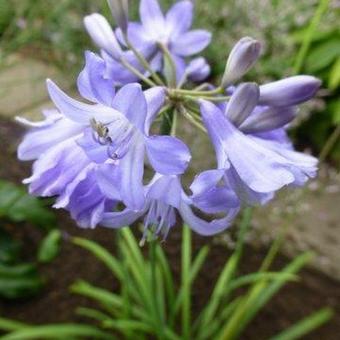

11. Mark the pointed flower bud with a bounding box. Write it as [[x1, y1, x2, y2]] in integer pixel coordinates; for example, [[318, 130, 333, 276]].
[[186, 57, 211, 82], [259, 76, 321, 107], [221, 37, 261, 88], [84, 13, 122, 60], [107, 0, 129, 35], [225, 82, 259, 126]]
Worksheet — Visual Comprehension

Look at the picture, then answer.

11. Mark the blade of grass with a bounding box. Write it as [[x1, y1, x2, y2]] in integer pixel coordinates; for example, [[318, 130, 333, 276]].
[[218, 252, 313, 340], [196, 208, 252, 333], [270, 308, 333, 340], [170, 245, 209, 326], [0, 317, 28, 332], [181, 225, 192, 340], [72, 237, 124, 280], [0, 324, 113, 340], [156, 244, 175, 306], [293, 0, 330, 73]]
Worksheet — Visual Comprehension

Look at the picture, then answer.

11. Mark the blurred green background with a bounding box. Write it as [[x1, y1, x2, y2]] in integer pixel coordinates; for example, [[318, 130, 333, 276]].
[[0, 0, 339, 162]]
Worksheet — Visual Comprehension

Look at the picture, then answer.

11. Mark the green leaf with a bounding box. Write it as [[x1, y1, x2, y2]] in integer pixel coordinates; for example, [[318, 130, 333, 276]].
[[0, 324, 113, 340], [37, 230, 62, 263], [0, 180, 56, 229], [329, 57, 340, 90], [0, 228, 21, 264], [330, 100, 340, 124], [0, 317, 28, 332], [271, 308, 333, 340], [72, 237, 124, 280], [305, 38, 340, 72], [0, 275, 44, 299]]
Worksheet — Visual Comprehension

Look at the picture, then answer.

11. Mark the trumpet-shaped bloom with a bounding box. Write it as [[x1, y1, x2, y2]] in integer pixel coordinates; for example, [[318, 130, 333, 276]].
[[17, 110, 116, 228], [47, 52, 191, 211], [101, 174, 240, 239], [117, 0, 211, 82], [200, 83, 318, 205]]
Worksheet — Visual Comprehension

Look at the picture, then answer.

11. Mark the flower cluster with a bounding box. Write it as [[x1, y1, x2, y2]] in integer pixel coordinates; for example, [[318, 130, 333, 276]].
[[17, 0, 320, 240]]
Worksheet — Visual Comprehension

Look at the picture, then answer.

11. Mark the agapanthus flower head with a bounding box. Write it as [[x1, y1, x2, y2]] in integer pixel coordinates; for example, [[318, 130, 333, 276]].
[[200, 81, 319, 206], [17, 0, 321, 240]]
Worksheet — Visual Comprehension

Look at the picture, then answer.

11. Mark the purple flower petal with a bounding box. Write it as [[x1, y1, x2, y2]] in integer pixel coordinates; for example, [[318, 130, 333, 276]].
[[225, 83, 259, 126], [17, 114, 83, 161], [259, 76, 321, 107], [147, 174, 182, 208], [118, 134, 146, 210], [47, 79, 119, 124], [145, 135, 191, 175], [240, 106, 297, 133], [77, 51, 116, 107], [171, 30, 212, 56], [102, 209, 144, 229], [112, 83, 147, 131], [76, 128, 109, 164], [96, 163, 123, 201], [140, 0, 165, 35], [201, 100, 296, 193], [190, 170, 225, 197], [179, 198, 239, 236], [186, 57, 211, 82], [144, 86, 166, 134], [166, 0, 193, 37]]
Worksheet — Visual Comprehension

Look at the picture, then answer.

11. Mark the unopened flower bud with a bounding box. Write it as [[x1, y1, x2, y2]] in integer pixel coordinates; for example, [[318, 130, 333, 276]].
[[186, 57, 211, 82], [84, 13, 122, 60], [225, 82, 259, 126], [107, 0, 129, 35], [259, 76, 321, 107], [221, 37, 261, 88]]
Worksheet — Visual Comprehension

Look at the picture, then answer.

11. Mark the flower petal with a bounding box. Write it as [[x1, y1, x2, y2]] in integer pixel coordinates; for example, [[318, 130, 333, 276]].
[[201, 100, 296, 193], [166, 0, 193, 37], [102, 210, 144, 229], [190, 169, 225, 197], [199, 100, 230, 169], [240, 106, 297, 133], [76, 128, 109, 164], [171, 30, 211, 56], [17, 115, 83, 161], [118, 134, 146, 210], [186, 57, 211, 82], [112, 83, 147, 131], [140, 0, 165, 35], [147, 174, 182, 209], [180, 197, 239, 236], [77, 51, 116, 107], [47, 79, 119, 124], [225, 83, 259, 126], [145, 135, 191, 175], [96, 163, 122, 201], [144, 86, 166, 134]]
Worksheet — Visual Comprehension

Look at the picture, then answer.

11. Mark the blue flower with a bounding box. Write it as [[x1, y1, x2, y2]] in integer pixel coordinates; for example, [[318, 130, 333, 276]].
[[46, 52, 191, 211], [101, 174, 239, 240], [200, 82, 319, 205]]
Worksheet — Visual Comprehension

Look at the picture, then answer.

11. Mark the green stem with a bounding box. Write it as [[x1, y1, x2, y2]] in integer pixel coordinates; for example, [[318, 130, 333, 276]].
[[158, 43, 177, 88], [180, 106, 206, 133], [173, 87, 224, 97], [125, 37, 165, 86], [293, 0, 329, 73], [181, 226, 192, 340], [319, 123, 340, 163], [120, 57, 156, 87]]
